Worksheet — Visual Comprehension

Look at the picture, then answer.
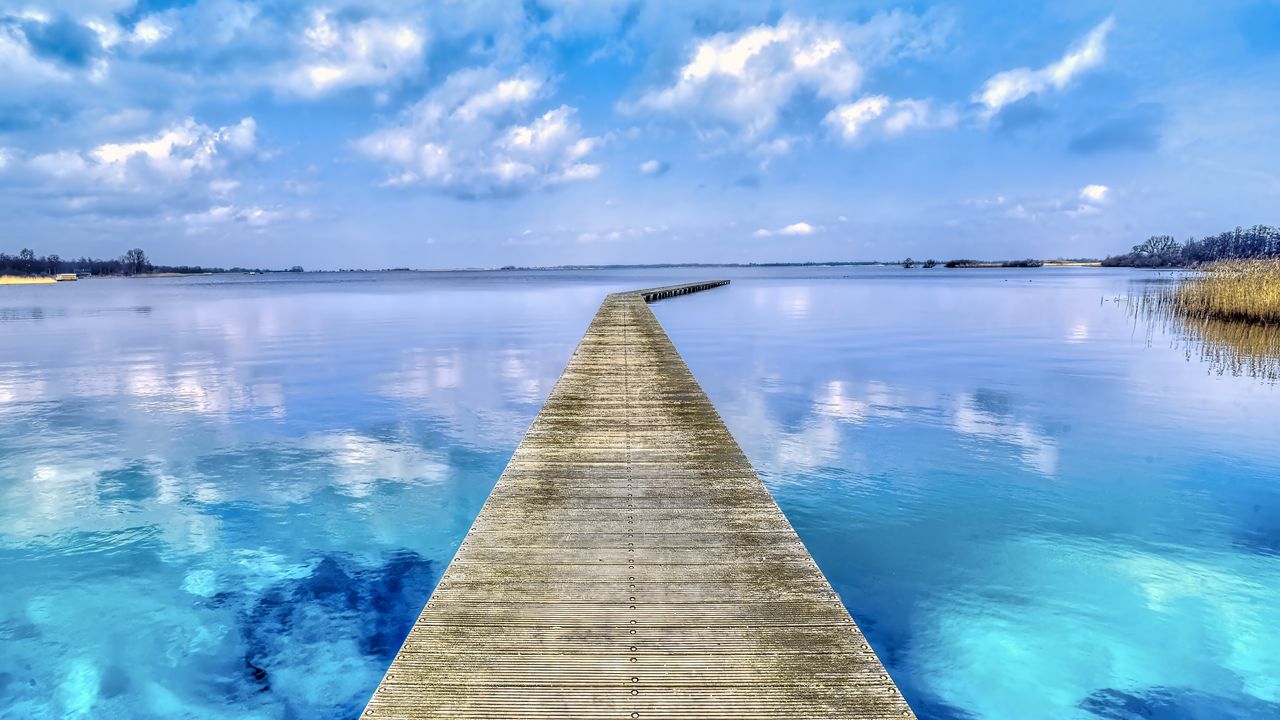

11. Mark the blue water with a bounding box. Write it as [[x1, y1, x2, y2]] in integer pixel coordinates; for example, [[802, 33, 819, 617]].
[[1, 269, 1277, 719]]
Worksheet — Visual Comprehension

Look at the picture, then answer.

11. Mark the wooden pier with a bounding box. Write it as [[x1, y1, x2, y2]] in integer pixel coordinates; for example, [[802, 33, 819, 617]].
[[363, 281, 915, 719]]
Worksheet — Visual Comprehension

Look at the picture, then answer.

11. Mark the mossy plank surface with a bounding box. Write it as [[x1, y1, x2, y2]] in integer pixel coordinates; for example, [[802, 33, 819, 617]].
[[363, 282, 915, 719]]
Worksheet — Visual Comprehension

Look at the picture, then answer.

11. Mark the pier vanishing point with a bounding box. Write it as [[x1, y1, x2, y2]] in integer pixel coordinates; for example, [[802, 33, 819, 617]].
[[363, 281, 915, 719]]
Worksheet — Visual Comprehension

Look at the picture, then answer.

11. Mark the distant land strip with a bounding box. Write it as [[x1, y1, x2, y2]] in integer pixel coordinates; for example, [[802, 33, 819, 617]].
[[4, 221, 1275, 277]]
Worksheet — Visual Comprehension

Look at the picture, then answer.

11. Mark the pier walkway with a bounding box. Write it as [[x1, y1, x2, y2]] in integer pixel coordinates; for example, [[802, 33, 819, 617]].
[[363, 281, 915, 719]]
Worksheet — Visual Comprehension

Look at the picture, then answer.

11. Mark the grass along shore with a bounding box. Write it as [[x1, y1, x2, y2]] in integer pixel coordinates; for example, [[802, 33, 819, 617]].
[[1175, 260, 1280, 324]]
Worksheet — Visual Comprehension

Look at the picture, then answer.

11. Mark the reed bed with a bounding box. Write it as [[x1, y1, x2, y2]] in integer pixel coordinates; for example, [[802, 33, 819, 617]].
[[0, 275, 56, 285], [1173, 259, 1280, 324], [1127, 263, 1280, 382]]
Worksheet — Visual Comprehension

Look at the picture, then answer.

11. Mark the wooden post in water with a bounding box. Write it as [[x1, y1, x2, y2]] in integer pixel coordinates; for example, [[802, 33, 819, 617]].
[[363, 280, 915, 719]]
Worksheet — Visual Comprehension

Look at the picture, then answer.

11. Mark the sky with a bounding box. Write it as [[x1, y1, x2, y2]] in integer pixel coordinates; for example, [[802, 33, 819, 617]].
[[1, 1, 1278, 269]]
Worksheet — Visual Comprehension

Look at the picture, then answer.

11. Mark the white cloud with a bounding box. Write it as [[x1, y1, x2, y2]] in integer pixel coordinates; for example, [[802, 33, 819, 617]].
[[1065, 184, 1112, 217], [453, 75, 541, 120], [1065, 204, 1100, 218], [131, 17, 170, 45], [183, 205, 236, 224], [356, 66, 602, 197], [969, 185, 1113, 221], [25, 117, 256, 191], [638, 159, 669, 176], [752, 135, 801, 163], [629, 16, 858, 138], [86, 19, 123, 49], [1079, 184, 1109, 203], [975, 17, 1114, 118], [755, 221, 819, 237], [824, 95, 957, 143], [1, 6, 429, 103], [282, 11, 426, 97], [779, 221, 816, 235], [575, 224, 667, 243], [825, 96, 889, 140], [209, 178, 240, 196], [182, 203, 292, 232], [1005, 203, 1035, 220], [235, 205, 285, 227], [626, 12, 941, 144], [0, 11, 179, 90]]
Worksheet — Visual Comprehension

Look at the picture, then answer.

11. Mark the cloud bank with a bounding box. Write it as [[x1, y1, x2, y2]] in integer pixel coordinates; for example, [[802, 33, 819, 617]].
[[355, 68, 602, 197]]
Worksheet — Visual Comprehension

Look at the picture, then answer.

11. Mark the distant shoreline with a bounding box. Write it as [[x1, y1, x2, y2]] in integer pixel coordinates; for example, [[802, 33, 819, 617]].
[[2, 262, 1120, 281]]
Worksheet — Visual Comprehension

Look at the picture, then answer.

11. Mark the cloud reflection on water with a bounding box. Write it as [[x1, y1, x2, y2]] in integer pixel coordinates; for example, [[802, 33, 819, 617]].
[[0, 273, 594, 719], [3, 269, 1279, 720], [653, 268, 1280, 720]]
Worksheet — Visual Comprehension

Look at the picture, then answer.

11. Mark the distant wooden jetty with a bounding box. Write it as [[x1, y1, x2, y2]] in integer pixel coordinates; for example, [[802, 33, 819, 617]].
[[363, 280, 915, 719]]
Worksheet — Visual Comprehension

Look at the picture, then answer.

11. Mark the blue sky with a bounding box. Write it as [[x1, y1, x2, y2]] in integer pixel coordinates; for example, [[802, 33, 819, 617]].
[[1, 1, 1278, 269]]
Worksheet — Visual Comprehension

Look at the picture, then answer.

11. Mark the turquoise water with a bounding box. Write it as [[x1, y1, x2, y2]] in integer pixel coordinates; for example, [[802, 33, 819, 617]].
[[1, 269, 1277, 719]]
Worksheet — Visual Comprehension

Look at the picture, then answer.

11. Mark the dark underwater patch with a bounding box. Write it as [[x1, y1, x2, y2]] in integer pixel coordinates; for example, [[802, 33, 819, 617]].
[[909, 696, 980, 720], [98, 664, 130, 699], [236, 550, 434, 715], [1231, 497, 1280, 557], [96, 461, 162, 504], [1081, 686, 1280, 719]]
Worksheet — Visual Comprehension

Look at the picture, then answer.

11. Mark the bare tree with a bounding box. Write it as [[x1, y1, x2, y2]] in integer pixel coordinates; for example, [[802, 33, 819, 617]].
[[122, 248, 151, 276], [1132, 235, 1180, 258]]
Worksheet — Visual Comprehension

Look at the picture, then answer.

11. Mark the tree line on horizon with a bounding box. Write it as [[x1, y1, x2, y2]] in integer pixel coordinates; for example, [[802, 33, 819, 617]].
[[1102, 225, 1280, 268], [0, 248, 303, 276]]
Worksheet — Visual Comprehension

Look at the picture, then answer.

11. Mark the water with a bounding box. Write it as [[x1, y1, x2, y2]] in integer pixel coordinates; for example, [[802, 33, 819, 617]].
[[1, 269, 1277, 719]]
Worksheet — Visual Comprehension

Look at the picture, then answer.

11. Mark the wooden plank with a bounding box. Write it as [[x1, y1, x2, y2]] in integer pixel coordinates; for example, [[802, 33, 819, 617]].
[[362, 281, 915, 719]]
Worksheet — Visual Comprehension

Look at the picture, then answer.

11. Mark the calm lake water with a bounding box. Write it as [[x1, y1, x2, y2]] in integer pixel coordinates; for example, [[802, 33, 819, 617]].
[[1, 268, 1277, 720]]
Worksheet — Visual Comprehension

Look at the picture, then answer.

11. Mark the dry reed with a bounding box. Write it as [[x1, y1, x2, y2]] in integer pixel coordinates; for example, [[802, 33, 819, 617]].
[[0, 275, 56, 285], [1174, 259, 1280, 324], [1126, 263, 1280, 382]]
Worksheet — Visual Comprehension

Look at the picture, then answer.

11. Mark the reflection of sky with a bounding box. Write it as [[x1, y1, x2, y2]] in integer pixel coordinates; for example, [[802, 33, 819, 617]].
[[3, 268, 1279, 720], [0, 273, 618, 719], [654, 267, 1280, 720]]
